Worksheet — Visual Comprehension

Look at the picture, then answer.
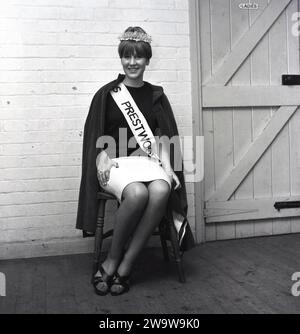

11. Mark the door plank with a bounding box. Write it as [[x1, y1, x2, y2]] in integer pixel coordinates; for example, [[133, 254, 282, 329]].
[[230, 0, 254, 237], [250, 1, 273, 237], [210, 0, 236, 240], [288, 0, 300, 233], [269, 8, 291, 234]]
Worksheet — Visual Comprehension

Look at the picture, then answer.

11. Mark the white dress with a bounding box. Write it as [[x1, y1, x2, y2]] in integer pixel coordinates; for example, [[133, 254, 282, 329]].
[[99, 155, 171, 203]]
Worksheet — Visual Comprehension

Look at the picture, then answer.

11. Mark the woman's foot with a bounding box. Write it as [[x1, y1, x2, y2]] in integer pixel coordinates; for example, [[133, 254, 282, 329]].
[[93, 256, 122, 295], [92, 264, 114, 296], [110, 272, 130, 296], [110, 259, 132, 296]]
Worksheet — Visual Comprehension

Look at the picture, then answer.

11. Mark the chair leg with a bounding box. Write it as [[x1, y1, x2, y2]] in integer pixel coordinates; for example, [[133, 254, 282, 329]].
[[159, 224, 169, 262], [93, 199, 106, 277], [169, 221, 186, 283]]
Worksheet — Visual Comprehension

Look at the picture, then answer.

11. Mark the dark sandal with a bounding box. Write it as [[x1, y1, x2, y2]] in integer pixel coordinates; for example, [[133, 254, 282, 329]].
[[92, 265, 114, 296], [110, 273, 130, 296]]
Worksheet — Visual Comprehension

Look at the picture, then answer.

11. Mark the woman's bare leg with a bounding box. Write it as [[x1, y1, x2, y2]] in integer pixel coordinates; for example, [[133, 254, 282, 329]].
[[115, 179, 171, 279], [99, 182, 149, 278]]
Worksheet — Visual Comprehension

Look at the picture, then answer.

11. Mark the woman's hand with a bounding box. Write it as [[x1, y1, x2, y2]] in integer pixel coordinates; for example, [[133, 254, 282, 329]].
[[96, 151, 119, 187], [164, 166, 181, 190]]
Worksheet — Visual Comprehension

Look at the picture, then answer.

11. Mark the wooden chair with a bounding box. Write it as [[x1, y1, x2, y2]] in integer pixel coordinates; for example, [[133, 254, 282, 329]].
[[93, 191, 186, 283]]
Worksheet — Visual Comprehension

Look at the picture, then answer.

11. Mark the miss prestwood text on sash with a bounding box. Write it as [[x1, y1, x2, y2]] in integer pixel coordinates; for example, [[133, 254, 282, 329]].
[[110, 83, 161, 163]]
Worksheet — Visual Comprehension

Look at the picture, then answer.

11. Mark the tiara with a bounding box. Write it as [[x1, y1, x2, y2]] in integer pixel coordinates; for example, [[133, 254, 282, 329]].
[[118, 31, 152, 44]]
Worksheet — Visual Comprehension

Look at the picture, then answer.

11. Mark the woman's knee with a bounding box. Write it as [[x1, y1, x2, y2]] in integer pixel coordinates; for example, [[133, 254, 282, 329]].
[[122, 182, 149, 204], [148, 179, 171, 200]]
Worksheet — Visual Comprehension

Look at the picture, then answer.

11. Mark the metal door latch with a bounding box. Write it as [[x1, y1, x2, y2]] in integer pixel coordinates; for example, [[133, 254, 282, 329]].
[[274, 201, 300, 211], [282, 75, 300, 85]]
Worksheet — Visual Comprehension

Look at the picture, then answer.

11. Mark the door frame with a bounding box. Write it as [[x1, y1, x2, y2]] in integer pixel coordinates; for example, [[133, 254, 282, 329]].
[[189, 0, 205, 243]]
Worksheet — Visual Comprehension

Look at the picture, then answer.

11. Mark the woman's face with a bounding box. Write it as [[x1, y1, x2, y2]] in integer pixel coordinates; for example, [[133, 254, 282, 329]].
[[121, 54, 149, 81]]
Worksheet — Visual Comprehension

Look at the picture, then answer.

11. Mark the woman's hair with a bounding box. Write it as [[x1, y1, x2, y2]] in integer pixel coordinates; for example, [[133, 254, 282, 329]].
[[118, 26, 152, 60]]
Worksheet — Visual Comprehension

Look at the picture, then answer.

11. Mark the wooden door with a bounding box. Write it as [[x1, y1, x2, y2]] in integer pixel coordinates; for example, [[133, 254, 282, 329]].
[[199, 0, 300, 240]]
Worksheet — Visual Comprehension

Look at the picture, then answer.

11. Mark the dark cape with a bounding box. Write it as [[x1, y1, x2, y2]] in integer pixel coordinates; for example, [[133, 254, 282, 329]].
[[76, 74, 195, 252]]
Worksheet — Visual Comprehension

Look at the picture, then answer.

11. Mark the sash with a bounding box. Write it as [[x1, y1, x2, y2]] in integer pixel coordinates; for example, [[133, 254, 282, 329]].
[[110, 82, 161, 164]]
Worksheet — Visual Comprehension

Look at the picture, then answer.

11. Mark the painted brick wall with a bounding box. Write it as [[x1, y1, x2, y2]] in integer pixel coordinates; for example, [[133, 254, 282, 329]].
[[0, 0, 195, 259]]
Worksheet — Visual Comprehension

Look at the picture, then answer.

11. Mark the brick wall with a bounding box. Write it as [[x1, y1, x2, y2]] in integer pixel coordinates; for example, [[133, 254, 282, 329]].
[[0, 0, 195, 259]]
